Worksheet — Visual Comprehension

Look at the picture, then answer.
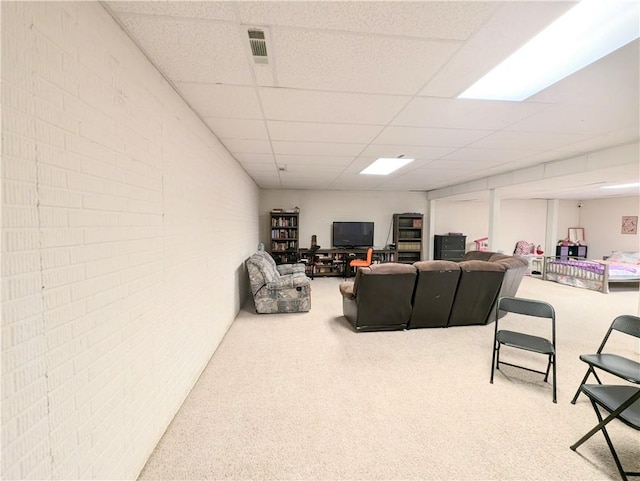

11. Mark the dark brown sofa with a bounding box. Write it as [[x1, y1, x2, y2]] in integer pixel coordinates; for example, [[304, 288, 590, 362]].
[[339, 263, 417, 332], [339, 251, 527, 332], [409, 260, 461, 328], [458, 251, 529, 322], [447, 259, 507, 326]]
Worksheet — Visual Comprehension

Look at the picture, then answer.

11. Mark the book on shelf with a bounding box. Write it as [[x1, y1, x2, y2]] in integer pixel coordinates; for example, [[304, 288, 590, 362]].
[[397, 241, 421, 251]]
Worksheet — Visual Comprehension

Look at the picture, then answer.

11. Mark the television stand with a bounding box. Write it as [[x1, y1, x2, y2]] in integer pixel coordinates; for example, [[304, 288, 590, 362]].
[[298, 248, 396, 277]]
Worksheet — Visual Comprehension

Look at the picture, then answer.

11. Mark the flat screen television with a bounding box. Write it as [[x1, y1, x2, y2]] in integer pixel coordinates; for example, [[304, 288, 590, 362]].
[[332, 221, 374, 248]]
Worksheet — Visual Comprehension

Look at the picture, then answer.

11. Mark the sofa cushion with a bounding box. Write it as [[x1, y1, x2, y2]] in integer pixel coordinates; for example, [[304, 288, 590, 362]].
[[353, 263, 416, 297], [344, 262, 417, 331], [259, 255, 280, 283], [494, 257, 528, 269], [462, 251, 495, 262], [247, 253, 280, 295], [458, 260, 506, 272], [410, 261, 461, 329], [413, 260, 460, 272], [448, 260, 506, 326]]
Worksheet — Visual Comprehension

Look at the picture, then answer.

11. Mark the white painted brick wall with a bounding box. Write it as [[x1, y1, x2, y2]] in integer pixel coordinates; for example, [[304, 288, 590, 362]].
[[1, 2, 259, 479]]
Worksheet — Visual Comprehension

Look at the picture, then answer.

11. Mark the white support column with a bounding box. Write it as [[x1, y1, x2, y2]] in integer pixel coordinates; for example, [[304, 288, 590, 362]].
[[488, 189, 500, 252], [545, 199, 559, 256], [427, 200, 436, 260]]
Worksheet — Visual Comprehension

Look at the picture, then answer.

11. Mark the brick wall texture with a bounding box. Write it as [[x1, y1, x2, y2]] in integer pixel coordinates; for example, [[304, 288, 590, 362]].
[[1, 2, 259, 479]]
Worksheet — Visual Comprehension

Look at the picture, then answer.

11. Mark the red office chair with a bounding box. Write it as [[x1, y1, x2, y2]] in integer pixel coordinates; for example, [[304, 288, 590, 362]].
[[348, 247, 374, 278]]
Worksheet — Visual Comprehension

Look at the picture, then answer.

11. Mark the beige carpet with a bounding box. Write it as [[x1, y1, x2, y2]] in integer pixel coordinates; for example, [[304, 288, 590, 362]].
[[138, 275, 639, 480]]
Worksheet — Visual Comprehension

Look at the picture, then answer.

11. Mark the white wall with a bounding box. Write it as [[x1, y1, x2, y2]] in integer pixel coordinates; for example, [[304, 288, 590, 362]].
[[260, 191, 639, 260], [432, 199, 549, 254], [1, 3, 258, 479], [431, 197, 638, 259], [577, 196, 639, 260], [260, 190, 428, 250]]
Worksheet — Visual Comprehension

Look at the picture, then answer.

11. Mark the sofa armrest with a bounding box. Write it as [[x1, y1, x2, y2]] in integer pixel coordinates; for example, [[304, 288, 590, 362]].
[[276, 263, 306, 275], [338, 281, 355, 299], [266, 275, 309, 290]]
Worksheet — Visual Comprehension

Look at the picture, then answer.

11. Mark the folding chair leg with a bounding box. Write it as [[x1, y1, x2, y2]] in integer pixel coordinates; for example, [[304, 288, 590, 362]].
[[551, 355, 557, 404], [490, 343, 499, 383], [543, 355, 551, 382], [571, 390, 640, 454], [584, 401, 629, 481], [571, 367, 603, 405]]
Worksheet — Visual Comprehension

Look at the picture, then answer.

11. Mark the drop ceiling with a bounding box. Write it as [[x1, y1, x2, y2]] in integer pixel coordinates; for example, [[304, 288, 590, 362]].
[[105, 1, 640, 200]]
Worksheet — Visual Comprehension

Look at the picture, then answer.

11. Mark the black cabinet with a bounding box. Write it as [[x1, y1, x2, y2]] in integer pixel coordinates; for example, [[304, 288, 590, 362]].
[[434, 235, 466, 261], [556, 245, 587, 258]]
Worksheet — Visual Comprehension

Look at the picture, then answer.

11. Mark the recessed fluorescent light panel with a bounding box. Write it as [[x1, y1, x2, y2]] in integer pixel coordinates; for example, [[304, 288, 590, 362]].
[[360, 157, 415, 175], [458, 0, 640, 101], [601, 182, 640, 190]]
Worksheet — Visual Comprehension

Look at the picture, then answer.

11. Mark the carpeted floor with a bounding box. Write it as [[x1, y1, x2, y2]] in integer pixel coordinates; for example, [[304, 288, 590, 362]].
[[138, 275, 639, 480]]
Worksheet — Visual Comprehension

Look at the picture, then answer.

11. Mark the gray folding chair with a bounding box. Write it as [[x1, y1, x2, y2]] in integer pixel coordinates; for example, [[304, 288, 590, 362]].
[[490, 296, 557, 403], [571, 315, 640, 404], [570, 314, 640, 481], [570, 385, 640, 481]]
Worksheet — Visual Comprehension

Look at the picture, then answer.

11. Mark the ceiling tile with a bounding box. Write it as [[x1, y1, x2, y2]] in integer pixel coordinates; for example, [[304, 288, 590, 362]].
[[560, 128, 640, 154], [116, 15, 252, 84], [106, 0, 639, 199], [505, 104, 639, 135], [236, 1, 495, 39], [267, 121, 383, 143], [420, 2, 576, 98], [374, 126, 491, 147], [530, 40, 640, 107], [176, 83, 262, 118], [108, 2, 239, 20], [420, 159, 497, 170], [328, 173, 387, 189], [272, 29, 460, 95], [272, 141, 366, 156], [205, 118, 269, 140], [259, 88, 408, 124], [393, 97, 549, 129], [233, 153, 275, 164], [281, 164, 344, 174], [440, 148, 539, 163], [359, 144, 456, 160], [274, 154, 354, 166], [240, 162, 279, 173], [469, 131, 592, 151], [221, 139, 272, 154]]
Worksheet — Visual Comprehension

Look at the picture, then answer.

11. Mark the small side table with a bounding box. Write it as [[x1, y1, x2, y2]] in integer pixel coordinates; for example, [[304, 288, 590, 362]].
[[524, 255, 544, 276]]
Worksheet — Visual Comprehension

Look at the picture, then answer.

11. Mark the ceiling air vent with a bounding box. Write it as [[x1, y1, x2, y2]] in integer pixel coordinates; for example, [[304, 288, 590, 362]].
[[248, 29, 268, 64]]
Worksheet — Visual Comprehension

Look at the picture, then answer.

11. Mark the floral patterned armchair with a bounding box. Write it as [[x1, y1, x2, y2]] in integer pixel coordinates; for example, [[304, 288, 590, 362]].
[[246, 249, 311, 314]]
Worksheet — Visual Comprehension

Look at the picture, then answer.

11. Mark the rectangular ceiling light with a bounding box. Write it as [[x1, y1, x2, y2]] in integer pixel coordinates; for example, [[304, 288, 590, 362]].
[[360, 157, 415, 175], [601, 182, 640, 190], [458, 0, 640, 101]]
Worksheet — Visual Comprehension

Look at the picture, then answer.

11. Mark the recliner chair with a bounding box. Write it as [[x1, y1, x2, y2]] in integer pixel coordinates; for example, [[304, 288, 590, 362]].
[[247, 250, 310, 314]]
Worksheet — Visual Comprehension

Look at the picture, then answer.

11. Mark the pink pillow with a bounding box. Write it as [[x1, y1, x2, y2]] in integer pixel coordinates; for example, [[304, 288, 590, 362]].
[[608, 251, 640, 264]]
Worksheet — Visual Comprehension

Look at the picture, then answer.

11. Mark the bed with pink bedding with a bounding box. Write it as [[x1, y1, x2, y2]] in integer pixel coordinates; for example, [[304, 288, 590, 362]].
[[543, 251, 640, 293]]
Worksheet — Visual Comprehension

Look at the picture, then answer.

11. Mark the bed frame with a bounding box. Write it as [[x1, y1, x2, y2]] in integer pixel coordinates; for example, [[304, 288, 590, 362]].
[[542, 257, 640, 294]]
